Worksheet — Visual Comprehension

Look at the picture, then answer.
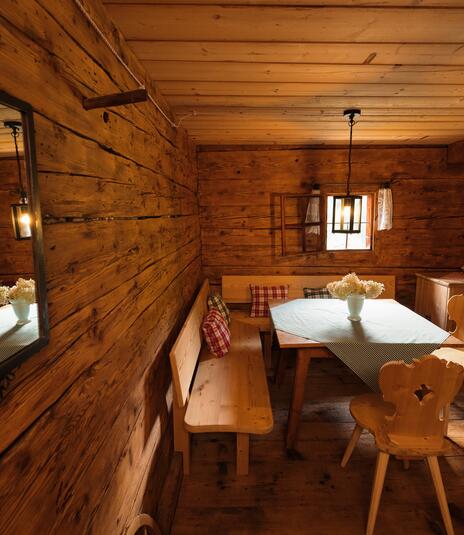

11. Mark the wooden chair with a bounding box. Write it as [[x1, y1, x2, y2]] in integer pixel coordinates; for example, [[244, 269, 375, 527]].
[[341, 355, 464, 535], [448, 294, 464, 341], [126, 514, 161, 535]]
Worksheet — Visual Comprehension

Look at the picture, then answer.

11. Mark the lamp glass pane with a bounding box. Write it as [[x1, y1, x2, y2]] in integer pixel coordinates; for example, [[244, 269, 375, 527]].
[[333, 197, 342, 231], [11, 203, 32, 240], [352, 197, 362, 232]]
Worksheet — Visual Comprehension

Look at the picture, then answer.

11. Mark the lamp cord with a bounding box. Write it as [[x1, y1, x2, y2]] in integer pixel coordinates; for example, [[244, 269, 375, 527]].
[[10, 125, 25, 199], [347, 114, 354, 196]]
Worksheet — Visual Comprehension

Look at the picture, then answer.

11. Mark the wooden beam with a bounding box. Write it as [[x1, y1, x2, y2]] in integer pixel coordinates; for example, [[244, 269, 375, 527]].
[[448, 140, 464, 164], [82, 88, 148, 110]]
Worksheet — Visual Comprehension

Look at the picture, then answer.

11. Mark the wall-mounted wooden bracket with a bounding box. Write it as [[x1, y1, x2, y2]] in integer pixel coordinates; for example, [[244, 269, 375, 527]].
[[83, 88, 148, 110]]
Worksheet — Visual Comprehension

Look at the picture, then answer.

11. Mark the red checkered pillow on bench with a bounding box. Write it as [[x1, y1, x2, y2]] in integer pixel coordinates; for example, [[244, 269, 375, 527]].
[[202, 309, 231, 357], [250, 284, 289, 317]]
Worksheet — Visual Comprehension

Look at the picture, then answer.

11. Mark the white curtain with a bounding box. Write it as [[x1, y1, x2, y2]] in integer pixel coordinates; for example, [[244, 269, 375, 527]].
[[305, 188, 320, 235], [377, 187, 393, 231]]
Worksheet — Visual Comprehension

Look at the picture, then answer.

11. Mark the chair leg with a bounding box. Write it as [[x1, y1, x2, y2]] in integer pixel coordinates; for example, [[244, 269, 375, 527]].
[[426, 456, 455, 535], [237, 433, 249, 476], [341, 424, 363, 468], [402, 459, 410, 470], [366, 451, 390, 535]]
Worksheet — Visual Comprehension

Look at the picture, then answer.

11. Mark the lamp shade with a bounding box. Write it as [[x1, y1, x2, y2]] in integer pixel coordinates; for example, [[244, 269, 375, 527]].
[[11, 201, 32, 240], [332, 195, 362, 233]]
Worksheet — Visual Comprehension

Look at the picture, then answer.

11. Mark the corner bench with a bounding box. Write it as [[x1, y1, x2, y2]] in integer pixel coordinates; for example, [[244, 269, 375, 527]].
[[169, 280, 273, 476]]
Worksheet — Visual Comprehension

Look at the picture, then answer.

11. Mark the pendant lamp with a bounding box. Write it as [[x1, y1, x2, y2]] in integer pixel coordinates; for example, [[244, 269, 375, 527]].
[[5, 120, 31, 240], [332, 109, 362, 234]]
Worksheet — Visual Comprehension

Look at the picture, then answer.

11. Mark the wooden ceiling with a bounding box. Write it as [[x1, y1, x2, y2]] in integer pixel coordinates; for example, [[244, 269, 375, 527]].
[[103, 0, 464, 145]]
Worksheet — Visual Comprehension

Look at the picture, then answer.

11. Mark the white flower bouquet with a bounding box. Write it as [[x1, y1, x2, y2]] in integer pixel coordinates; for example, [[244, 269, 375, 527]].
[[326, 273, 384, 300], [0, 286, 9, 306], [0, 278, 36, 305]]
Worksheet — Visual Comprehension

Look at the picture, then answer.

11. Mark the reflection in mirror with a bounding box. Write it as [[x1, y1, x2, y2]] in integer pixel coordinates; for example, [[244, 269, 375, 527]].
[[0, 93, 48, 390]]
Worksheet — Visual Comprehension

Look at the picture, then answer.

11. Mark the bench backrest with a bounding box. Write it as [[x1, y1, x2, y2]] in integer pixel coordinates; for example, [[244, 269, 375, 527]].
[[222, 274, 396, 303], [170, 279, 210, 408]]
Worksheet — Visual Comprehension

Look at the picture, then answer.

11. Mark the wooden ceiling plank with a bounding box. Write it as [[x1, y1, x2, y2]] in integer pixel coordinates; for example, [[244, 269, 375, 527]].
[[190, 132, 463, 140], [184, 121, 464, 130], [173, 107, 464, 119], [129, 41, 464, 66], [106, 6, 464, 44], [158, 81, 464, 97], [146, 61, 464, 84], [165, 95, 464, 107], [188, 126, 464, 134], [103, 1, 464, 8]]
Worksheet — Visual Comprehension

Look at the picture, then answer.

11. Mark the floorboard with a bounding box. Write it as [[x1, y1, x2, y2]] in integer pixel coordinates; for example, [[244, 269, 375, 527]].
[[172, 356, 464, 535]]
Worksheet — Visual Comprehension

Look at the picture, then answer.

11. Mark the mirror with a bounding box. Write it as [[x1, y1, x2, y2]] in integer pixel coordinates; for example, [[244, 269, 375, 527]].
[[0, 91, 48, 389]]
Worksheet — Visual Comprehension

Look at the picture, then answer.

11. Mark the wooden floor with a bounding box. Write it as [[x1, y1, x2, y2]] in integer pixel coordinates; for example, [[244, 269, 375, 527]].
[[172, 355, 464, 535]]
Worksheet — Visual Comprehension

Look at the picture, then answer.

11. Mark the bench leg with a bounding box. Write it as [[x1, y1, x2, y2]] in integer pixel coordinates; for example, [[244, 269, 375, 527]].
[[236, 433, 249, 476], [173, 401, 190, 475], [263, 332, 272, 371]]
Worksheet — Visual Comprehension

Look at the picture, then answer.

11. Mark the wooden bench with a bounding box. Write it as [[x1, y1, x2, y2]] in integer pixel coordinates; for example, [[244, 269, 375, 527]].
[[169, 280, 273, 476], [222, 274, 396, 368]]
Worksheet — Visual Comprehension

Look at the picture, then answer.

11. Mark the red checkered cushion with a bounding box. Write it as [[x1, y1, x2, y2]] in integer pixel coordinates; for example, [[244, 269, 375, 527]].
[[202, 309, 231, 358], [250, 284, 289, 317], [208, 292, 231, 324]]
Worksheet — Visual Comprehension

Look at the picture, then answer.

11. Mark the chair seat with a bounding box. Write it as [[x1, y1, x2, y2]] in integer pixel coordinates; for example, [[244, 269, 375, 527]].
[[350, 393, 396, 434], [350, 393, 452, 456], [184, 320, 273, 434]]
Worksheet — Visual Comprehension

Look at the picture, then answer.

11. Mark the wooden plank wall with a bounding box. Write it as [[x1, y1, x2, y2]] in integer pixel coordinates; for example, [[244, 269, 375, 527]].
[[198, 145, 464, 307], [0, 157, 34, 283], [0, 1, 200, 534]]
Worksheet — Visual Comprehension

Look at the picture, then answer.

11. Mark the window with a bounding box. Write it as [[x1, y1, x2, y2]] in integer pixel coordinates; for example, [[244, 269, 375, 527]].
[[326, 194, 372, 251]]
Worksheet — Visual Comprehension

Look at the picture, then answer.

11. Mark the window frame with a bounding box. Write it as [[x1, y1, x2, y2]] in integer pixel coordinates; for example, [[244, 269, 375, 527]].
[[324, 192, 375, 252]]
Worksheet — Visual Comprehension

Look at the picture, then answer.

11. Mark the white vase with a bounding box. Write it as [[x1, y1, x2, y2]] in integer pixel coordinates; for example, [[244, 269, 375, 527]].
[[10, 300, 31, 325], [346, 294, 365, 322]]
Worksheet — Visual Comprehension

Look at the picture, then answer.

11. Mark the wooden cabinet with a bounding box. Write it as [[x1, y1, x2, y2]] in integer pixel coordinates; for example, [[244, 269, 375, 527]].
[[415, 272, 464, 330]]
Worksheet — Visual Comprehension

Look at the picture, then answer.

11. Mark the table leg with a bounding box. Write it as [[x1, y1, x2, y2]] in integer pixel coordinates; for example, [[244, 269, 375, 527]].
[[286, 349, 311, 450], [274, 349, 289, 385]]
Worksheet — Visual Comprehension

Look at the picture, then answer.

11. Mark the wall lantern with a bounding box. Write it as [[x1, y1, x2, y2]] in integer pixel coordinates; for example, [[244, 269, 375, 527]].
[[5, 120, 32, 240], [332, 109, 362, 234]]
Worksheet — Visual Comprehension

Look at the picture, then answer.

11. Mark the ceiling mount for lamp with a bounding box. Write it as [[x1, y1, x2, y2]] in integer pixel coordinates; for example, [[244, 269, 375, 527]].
[[343, 108, 361, 123], [332, 109, 363, 234]]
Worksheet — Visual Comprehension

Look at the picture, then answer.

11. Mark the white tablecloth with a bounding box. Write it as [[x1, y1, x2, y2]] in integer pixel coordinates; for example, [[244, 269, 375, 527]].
[[0, 303, 39, 364], [271, 299, 450, 391]]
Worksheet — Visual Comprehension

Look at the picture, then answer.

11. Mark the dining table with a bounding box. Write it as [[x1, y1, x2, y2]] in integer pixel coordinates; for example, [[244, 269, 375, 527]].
[[269, 298, 464, 450]]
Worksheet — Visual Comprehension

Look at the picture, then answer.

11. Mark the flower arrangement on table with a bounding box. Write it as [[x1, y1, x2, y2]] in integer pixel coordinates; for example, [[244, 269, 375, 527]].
[[326, 273, 384, 300], [0, 278, 36, 306], [327, 273, 384, 322]]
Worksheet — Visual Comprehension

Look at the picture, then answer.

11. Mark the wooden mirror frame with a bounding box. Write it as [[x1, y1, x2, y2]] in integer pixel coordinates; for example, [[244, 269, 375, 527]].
[[0, 90, 49, 380]]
